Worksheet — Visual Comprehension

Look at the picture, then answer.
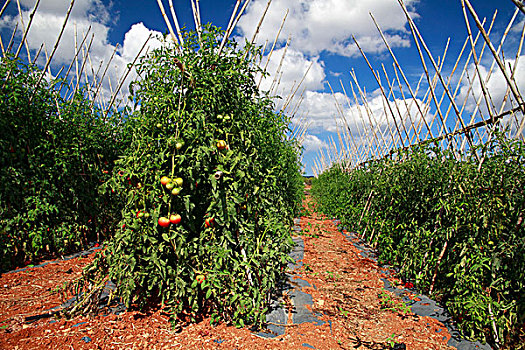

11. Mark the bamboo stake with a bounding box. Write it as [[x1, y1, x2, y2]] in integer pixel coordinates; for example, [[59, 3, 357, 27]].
[[282, 61, 313, 112], [500, 17, 525, 139], [257, 9, 288, 89], [429, 241, 448, 295], [510, 0, 525, 15], [461, 7, 498, 123], [218, 0, 251, 56], [447, 28, 488, 148], [57, 25, 91, 95], [0, 0, 12, 19], [268, 35, 290, 94], [0, 34, 5, 57], [30, 42, 43, 64], [6, 22, 17, 53], [391, 62, 420, 143], [190, 0, 202, 45], [353, 36, 405, 148], [42, 43, 61, 119], [30, 0, 75, 102], [350, 69, 387, 157], [220, 0, 241, 52], [454, 16, 495, 150], [90, 43, 120, 109], [370, 12, 433, 139], [378, 73, 403, 151], [468, 9, 519, 151], [168, 0, 184, 46], [156, 0, 180, 50], [328, 80, 360, 162], [14, 0, 40, 60], [381, 65, 411, 147], [248, 0, 272, 48], [104, 33, 152, 120], [72, 33, 94, 99], [349, 80, 378, 161], [462, 0, 525, 133], [340, 80, 368, 163], [400, 0, 475, 151]]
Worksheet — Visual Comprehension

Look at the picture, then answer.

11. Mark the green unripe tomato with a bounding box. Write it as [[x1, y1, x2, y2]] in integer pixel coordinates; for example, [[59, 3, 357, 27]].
[[174, 177, 183, 187]]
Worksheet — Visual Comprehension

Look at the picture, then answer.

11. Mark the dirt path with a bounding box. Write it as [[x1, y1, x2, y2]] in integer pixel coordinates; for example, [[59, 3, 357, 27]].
[[0, 190, 458, 349]]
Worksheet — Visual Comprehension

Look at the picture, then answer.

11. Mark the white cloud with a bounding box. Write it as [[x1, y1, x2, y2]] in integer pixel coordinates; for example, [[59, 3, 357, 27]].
[[291, 90, 341, 132], [301, 133, 328, 154], [18, 0, 112, 24], [290, 89, 427, 140], [238, 0, 418, 57], [456, 56, 525, 116], [258, 47, 325, 99], [0, 0, 164, 101]]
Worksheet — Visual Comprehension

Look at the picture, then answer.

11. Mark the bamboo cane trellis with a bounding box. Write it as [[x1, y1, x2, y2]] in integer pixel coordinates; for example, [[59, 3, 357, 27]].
[[313, 0, 525, 177]]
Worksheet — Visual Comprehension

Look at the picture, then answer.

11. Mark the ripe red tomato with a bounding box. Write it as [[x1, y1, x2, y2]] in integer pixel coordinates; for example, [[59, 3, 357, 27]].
[[170, 214, 181, 224], [196, 274, 205, 284], [216, 140, 227, 150], [205, 217, 215, 228], [160, 176, 170, 186], [158, 217, 170, 227]]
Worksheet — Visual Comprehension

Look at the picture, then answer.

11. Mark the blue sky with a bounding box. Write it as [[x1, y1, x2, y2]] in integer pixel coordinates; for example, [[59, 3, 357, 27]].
[[1, 0, 523, 175]]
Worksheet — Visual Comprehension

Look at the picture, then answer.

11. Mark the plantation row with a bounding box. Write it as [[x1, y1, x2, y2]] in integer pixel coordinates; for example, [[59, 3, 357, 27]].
[[1, 26, 304, 328], [311, 138, 524, 348]]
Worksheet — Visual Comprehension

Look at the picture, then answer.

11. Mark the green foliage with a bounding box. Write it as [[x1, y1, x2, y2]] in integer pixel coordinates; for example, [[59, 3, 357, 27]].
[[311, 136, 525, 348], [67, 26, 303, 328], [0, 55, 125, 271]]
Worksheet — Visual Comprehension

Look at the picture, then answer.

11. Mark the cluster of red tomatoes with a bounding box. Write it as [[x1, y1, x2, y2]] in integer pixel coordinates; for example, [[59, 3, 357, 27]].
[[157, 175, 183, 228], [156, 139, 228, 229]]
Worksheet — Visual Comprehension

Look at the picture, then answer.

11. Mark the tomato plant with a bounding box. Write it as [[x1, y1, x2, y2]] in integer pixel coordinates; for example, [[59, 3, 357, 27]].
[[66, 25, 304, 329], [311, 134, 525, 348], [0, 54, 127, 271]]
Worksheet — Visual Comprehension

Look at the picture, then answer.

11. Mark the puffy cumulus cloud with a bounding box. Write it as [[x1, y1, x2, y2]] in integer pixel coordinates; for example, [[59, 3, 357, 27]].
[[290, 90, 342, 133], [238, 0, 418, 57], [0, 0, 164, 100], [291, 89, 428, 139], [456, 56, 525, 117], [347, 94, 430, 141], [301, 133, 329, 154], [258, 47, 325, 99], [18, 0, 113, 24]]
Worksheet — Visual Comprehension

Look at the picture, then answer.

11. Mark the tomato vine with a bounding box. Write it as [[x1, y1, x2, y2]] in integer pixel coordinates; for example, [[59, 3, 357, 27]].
[[311, 134, 524, 348], [64, 26, 304, 329]]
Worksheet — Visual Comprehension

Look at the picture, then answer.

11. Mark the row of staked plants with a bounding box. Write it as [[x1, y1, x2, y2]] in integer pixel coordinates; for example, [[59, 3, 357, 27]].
[[0, 54, 128, 271], [1, 25, 304, 329], [311, 134, 524, 349]]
